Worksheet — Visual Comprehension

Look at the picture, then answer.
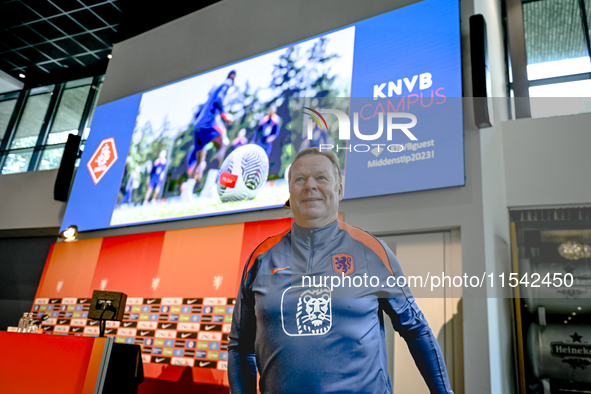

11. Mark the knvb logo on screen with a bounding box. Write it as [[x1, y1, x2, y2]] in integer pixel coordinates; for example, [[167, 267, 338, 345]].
[[87, 137, 118, 184]]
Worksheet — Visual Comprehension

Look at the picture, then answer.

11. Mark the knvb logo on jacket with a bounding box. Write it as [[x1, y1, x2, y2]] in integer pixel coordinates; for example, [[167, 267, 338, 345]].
[[281, 286, 332, 336], [332, 253, 355, 276]]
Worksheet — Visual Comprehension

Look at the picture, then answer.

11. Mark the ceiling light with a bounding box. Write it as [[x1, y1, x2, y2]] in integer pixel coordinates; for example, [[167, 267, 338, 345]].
[[60, 225, 78, 241], [107, 54, 112, 59], [19, 73, 25, 78]]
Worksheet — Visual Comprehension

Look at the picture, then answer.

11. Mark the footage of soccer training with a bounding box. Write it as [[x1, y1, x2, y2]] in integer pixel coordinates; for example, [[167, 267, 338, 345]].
[[110, 27, 354, 226]]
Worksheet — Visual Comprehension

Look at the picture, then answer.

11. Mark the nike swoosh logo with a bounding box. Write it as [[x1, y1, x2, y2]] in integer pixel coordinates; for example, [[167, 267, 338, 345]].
[[147, 300, 156, 304], [181, 333, 192, 338], [162, 324, 171, 328], [204, 325, 216, 330], [187, 299, 197, 304], [272, 266, 290, 274], [140, 331, 150, 335], [155, 358, 165, 363], [123, 322, 133, 327], [199, 362, 211, 367]]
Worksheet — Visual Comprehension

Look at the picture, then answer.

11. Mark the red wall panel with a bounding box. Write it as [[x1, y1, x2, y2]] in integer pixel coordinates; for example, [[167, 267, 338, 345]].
[[90, 232, 165, 296], [156, 224, 244, 297]]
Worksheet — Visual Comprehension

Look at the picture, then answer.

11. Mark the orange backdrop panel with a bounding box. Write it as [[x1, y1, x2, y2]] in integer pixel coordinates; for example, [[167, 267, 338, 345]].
[[155, 223, 244, 297], [90, 232, 165, 297], [36, 237, 103, 298]]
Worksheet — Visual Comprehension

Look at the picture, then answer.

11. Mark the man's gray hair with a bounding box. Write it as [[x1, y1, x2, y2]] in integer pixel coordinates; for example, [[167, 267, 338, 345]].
[[289, 148, 342, 185]]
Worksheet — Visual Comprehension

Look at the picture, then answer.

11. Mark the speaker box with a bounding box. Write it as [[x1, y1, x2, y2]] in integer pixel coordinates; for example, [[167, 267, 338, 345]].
[[89, 290, 128, 321], [54, 133, 81, 202], [470, 14, 493, 128]]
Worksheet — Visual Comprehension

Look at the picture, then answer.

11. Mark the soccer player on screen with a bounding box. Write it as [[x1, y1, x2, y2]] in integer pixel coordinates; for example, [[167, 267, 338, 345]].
[[186, 70, 236, 184], [232, 128, 248, 149], [253, 105, 281, 157], [121, 166, 140, 206], [144, 150, 167, 204]]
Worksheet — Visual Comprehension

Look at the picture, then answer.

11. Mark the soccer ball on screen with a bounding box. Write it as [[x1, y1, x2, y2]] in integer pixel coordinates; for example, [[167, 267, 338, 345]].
[[217, 144, 269, 202]]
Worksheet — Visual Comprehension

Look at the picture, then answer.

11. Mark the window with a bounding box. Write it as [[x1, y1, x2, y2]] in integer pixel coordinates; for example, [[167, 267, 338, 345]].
[[521, 0, 591, 117], [38, 145, 66, 171], [76, 81, 103, 168], [47, 81, 92, 145], [2, 149, 34, 175], [83, 81, 102, 141], [10, 88, 53, 149], [0, 76, 103, 174], [0, 98, 17, 143]]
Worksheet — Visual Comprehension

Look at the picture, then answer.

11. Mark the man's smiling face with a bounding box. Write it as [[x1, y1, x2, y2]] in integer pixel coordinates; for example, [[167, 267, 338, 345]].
[[289, 154, 343, 228]]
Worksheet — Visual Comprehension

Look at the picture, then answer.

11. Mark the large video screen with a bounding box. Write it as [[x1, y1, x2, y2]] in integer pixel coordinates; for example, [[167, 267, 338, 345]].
[[62, 0, 462, 232]]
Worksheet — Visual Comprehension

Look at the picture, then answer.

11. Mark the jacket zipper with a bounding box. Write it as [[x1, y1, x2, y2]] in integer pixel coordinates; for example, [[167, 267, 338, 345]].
[[307, 229, 315, 273]]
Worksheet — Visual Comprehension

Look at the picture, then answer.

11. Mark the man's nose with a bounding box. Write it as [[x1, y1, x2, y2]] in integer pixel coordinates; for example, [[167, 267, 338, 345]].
[[304, 178, 318, 191]]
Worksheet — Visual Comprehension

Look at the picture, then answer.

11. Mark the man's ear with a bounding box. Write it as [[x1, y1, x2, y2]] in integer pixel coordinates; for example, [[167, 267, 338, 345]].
[[338, 183, 344, 201]]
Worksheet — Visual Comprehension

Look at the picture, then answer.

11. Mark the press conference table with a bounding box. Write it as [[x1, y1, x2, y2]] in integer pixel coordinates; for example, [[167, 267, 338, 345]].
[[0, 331, 143, 394]]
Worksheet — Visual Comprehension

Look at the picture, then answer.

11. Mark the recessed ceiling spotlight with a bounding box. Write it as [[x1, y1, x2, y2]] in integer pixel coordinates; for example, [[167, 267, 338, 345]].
[[60, 225, 78, 241], [19, 73, 25, 78], [107, 54, 112, 59]]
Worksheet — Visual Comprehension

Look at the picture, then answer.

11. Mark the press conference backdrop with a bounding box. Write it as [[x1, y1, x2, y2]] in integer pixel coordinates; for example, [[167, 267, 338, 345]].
[[61, 0, 463, 232], [31, 218, 291, 385]]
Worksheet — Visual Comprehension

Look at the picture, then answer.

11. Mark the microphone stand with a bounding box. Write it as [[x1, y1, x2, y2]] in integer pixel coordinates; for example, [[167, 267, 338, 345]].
[[98, 301, 115, 338]]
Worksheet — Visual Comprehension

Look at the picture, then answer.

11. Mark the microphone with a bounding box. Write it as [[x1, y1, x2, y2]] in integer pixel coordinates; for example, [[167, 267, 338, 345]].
[[98, 300, 117, 337]]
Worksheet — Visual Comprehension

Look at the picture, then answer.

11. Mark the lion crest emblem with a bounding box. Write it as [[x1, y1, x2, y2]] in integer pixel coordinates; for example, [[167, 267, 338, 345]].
[[332, 253, 355, 276], [296, 287, 331, 335]]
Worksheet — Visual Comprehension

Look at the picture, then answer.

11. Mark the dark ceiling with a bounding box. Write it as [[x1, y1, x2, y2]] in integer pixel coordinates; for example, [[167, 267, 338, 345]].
[[0, 0, 221, 88]]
